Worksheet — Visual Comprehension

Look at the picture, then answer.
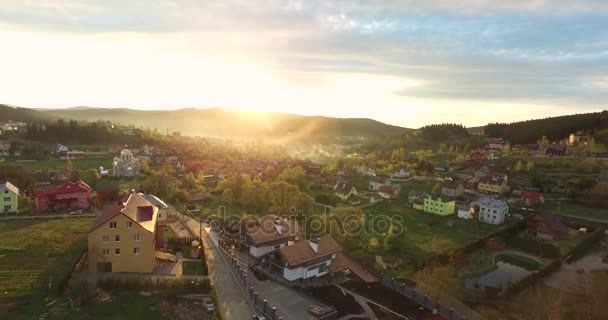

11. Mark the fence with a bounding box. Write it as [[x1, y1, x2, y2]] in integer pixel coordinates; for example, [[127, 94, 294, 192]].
[[218, 242, 286, 320]]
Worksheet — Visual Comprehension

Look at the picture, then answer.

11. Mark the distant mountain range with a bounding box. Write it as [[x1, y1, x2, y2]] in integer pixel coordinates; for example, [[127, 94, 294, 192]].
[[1, 105, 410, 140]]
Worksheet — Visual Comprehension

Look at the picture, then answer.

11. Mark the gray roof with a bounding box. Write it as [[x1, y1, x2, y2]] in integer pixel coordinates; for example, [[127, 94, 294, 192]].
[[0, 181, 19, 195], [478, 197, 508, 209], [143, 194, 169, 209]]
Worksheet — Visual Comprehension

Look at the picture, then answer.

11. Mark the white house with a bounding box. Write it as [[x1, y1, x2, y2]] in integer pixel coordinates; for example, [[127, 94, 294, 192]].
[[278, 235, 342, 281], [246, 215, 302, 258], [369, 177, 390, 191], [392, 167, 410, 179], [457, 204, 475, 220], [478, 197, 509, 225]]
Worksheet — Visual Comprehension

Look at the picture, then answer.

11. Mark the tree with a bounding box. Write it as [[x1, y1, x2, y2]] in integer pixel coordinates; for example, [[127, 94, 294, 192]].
[[277, 166, 307, 189], [526, 160, 535, 172], [140, 160, 150, 174], [269, 181, 300, 210], [81, 169, 101, 189], [515, 160, 523, 173]]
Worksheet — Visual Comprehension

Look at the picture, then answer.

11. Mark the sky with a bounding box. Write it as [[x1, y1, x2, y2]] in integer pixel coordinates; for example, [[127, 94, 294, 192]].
[[1, 0, 607, 128]]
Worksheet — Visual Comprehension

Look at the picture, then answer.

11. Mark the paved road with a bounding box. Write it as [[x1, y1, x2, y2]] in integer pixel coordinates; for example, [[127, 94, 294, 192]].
[[177, 213, 253, 320], [553, 213, 608, 224], [0, 213, 97, 220]]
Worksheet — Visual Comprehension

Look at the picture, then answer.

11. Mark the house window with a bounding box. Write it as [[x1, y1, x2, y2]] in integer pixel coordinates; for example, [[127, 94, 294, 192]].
[[307, 265, 318, 272], [79, 200, 84, 205], [109, 221, 117, 229], [133, 247, 140, 254], [102, 235, 109, 243], [133, 234, 140, 241], [102, 249, 110, 256], [3, 197, 10, 202], [318, 263, 328, 273], [115, 248, 120, 255], [126, 221, 133, 228], [4, 205, 10, 210], [115, 235, 120, 242]]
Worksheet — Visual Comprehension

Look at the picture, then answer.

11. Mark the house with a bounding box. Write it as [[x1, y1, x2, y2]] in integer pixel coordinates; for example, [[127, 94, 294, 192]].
[[478, 197, 509, 225], [346, 193, 361, 206], [487, 152, 501, 161], [277, 235, 342, 281], [478, 176, 509, 195], [413, 199, 425, 210], [33, 181, 92, 213], [356, 167, 376, 177], [0, 140, 10, 156], [96, 185, 120, 203], [320, 176, 337, 189], [88, 192, 160, 273], [423, 195, 455, 216], [392, 167, 411, 179], [334, 182, 358, 201], [568, 132, 591, 145], [470, 151, 486, 162], [245, 215, 302, 258], [441, 180, 464, 198], [465, 177, 480, 190], [527, 213, 569, 240], [474, 166, 490, 178], [484, 139, 505, 150], [369, 176, 390, 191], [337, 168, 351, 177], [0, 181, 19, 213], [56, 144, 69, 153], [457, 204, 475, 220], [490, 172, 508, 182], [378, 186, 399, 199], [112, 149, 141, 178], [520, 190, 544, 206], [545, 144, 565, 156]]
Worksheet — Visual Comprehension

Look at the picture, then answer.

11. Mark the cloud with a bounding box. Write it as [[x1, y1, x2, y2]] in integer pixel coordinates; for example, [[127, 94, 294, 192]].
[[0, 0, 607, 127]]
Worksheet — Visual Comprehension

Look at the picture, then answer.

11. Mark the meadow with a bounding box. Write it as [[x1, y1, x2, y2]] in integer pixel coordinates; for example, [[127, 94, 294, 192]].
[[0, 217, 94, 318]]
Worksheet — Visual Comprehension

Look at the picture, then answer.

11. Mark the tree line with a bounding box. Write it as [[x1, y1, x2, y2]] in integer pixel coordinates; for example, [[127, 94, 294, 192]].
[[484, 110, 608, 144]]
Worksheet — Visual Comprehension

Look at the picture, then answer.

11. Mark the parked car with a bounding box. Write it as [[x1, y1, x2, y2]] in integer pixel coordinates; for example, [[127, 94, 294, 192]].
[[69, 210, 83, 215], [253, 316, 267, 320]]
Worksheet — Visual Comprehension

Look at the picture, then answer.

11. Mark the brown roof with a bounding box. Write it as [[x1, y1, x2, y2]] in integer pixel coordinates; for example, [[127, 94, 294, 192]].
[[90, 192, 157, 233], [279, 235, 342, 268], [246, 215, 302, 246], [329, 252, 378, 283]]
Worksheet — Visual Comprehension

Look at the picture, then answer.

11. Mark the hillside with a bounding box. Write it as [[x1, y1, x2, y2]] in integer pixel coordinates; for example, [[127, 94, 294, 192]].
[[484, 110, 608, 144], [0, 104, 54, 123], [5, 106, 409, 141]]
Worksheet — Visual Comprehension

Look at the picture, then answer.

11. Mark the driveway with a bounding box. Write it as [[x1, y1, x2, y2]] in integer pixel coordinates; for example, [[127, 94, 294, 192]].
[[177, 213, 253, 320]]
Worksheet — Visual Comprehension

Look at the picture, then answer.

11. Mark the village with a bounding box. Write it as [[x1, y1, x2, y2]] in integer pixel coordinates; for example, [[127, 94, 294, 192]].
[[1, 113, 608, 320]]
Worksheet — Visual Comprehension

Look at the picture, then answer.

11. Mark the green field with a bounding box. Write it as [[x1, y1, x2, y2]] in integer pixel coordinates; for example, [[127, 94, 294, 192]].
[[6, 157, 113, 171], [0, 217, 94, 318], [332, 202, 509, 278], [546, 201, 608, 221]]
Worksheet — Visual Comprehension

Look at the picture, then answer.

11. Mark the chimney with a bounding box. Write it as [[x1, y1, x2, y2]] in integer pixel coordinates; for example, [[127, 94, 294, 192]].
[[309, 238, 319, 253]]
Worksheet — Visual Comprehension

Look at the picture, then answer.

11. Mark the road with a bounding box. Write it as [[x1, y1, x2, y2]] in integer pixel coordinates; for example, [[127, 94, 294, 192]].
[[553, 213, 608, 224], [177, 213, 254, 320]]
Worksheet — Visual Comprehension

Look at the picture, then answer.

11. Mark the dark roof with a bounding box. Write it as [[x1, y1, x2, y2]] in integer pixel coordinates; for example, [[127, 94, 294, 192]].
[[279, 235, 342, 268], [96, 185, 119, 192], [33, 180, 92, 197], [442, 179, 462, 189], [541, 213, 569, 234]]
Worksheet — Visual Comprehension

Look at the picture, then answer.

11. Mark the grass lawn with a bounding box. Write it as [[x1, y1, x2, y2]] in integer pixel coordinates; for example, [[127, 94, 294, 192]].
[[183, 260, 207, 276], [546, 201, 608, 221], [0, 217, 94, 318], [10, 293, 173, 320], [328, 202, 509, 279], [9, 157, 113, 171]]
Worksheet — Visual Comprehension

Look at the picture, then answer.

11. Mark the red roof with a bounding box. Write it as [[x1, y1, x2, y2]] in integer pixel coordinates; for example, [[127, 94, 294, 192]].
[[33, 180, 92, 197], [521, 190, 543, 200], [378, 185, 397, 194]]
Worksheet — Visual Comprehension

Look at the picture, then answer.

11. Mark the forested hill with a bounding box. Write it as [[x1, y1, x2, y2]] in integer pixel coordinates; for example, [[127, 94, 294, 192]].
[[484, 110, 608, 144], [3, 106, 410, 141], [0, 104, 52, 122]]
